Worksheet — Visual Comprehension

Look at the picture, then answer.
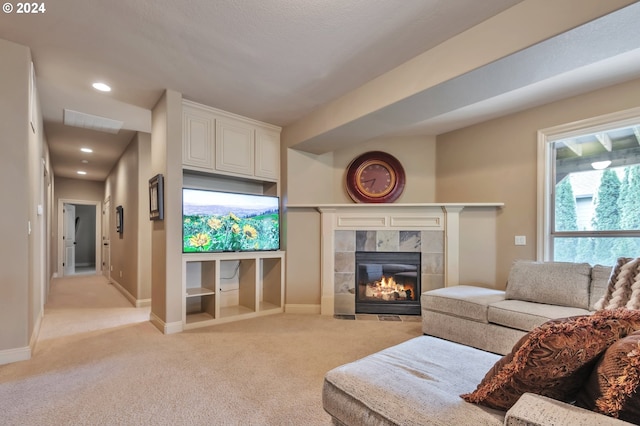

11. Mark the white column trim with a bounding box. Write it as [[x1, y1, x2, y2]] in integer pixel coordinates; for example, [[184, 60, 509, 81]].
[[319, 208, 336, 315], [442, 206, 464, 287]]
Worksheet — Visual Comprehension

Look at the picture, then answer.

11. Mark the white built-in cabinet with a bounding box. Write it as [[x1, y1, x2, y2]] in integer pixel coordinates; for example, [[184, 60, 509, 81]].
[[182, 100, 280, 181], [255, 129, 280, 179], [181, 99, 284, 330], [182, 103, 215, 170]]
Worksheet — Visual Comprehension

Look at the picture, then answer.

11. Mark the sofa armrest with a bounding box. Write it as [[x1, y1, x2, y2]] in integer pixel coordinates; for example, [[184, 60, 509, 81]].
[[504, 393, 633, 426]]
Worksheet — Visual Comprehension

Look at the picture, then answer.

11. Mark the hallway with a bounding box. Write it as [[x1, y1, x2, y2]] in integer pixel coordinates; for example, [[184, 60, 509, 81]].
[[38, 274, 150, 342]]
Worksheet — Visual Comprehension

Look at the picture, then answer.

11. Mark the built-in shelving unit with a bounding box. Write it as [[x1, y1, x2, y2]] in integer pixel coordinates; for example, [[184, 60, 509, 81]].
[[183, 251, 285, 329], [181, 99, 285, 330]]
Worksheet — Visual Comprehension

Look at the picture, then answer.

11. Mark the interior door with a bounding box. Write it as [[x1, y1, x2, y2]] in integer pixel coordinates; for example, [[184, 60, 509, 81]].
[[102, 199, 111, 280], [63, 203, 76, 276]]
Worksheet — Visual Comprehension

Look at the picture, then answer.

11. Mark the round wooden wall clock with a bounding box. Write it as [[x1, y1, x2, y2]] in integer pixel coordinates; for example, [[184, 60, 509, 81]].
[[345, 151, 406, 203]]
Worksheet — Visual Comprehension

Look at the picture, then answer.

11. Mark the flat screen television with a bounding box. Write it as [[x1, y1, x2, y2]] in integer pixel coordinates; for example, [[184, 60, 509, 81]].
[[182, 188, 280, 253]]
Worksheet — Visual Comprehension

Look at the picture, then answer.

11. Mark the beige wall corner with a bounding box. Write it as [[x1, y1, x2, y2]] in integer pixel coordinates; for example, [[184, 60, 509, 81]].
[[150, 89, 183, 332], [137, 132, 152, 300]]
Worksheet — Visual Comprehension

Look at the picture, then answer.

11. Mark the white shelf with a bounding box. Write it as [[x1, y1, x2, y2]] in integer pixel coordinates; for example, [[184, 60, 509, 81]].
[[185, 312, 214, 324], [186, 287, 215, 297], [220, 304, 254, 318], [182, 251, 285, 329]]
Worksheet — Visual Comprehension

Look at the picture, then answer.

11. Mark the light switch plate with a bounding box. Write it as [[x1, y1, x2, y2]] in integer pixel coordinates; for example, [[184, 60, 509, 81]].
[[515, 235, 526, 246]]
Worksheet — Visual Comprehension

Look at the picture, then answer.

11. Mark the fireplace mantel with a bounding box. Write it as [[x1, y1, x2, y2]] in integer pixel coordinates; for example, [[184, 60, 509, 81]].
[[286, 203, 503, 315], [286, 203, 504, 209]]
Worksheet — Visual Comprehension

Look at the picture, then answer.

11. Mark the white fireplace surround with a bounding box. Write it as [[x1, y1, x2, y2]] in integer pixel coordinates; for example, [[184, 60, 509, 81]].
[[287, 203, 503, 315]]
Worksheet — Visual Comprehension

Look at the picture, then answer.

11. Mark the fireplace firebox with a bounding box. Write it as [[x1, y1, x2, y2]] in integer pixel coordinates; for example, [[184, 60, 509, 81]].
[[355, 251, 421, 315]]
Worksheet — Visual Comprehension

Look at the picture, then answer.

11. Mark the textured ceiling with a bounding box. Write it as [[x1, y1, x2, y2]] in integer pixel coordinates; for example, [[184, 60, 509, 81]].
[[0, 0, 524, 180], [3, 1, 640, 182]]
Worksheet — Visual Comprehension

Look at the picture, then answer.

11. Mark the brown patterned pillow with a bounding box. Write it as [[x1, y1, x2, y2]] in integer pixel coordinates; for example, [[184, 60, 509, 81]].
[[576, 330, 640, 423], [461, 309, 640, 411]]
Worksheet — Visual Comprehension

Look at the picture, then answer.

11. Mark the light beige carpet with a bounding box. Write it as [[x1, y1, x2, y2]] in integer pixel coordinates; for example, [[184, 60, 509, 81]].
[[0, 275, 422, 425]]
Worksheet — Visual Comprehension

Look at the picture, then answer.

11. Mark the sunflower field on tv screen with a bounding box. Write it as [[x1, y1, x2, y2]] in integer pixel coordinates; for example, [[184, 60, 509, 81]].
[[183, 211, 279, 252]]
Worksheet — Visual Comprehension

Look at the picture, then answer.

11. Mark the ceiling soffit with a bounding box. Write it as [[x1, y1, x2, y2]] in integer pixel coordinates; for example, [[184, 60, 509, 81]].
[[291, 2, 640, 154]]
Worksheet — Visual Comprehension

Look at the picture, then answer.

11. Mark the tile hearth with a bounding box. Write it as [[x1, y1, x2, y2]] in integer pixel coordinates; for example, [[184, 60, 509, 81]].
[[333, 314, 422, 322], [334, 229, 444, 315]]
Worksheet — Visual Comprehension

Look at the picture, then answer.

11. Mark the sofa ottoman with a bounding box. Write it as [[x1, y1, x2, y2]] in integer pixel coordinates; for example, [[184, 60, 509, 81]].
[[323, 335, 505, 425], [322, 335, 633, 425]]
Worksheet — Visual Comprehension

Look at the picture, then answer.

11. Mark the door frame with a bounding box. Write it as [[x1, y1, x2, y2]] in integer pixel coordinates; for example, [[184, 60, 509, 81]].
[[57, 198, 102, 277]]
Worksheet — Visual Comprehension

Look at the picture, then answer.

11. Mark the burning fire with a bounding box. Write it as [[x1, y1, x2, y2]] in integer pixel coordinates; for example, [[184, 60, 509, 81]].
[[364, 276, 414, 301]]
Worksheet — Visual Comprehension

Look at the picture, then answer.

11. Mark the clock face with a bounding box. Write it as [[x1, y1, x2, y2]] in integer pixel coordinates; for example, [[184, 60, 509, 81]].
[[357, 161, 396, 197], [345, 151, 405, 203]]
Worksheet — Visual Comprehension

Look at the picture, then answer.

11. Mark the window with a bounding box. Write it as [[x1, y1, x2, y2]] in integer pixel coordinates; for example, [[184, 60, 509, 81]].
[[538, 108, 640, 266]]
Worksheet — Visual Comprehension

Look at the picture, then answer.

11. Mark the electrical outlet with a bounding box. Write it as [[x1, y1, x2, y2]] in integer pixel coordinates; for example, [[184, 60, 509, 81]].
[[515, 235, 526, 246]]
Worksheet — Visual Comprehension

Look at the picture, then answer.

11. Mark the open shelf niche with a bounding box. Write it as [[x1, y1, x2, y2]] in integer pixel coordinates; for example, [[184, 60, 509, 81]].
[[183, 251, 284, 329]]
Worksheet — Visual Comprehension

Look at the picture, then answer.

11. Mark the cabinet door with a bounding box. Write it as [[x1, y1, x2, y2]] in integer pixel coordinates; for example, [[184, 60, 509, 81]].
[[255, 129, 280, 180], [215, 118, 255, 176], [183, 106, 215, 170]]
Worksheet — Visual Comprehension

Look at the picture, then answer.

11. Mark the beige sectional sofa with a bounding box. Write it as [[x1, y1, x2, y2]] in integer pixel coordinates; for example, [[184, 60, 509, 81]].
[[421, 261, 611, 355], [322, 334, 631, 425], [322, 261, 637, 425]]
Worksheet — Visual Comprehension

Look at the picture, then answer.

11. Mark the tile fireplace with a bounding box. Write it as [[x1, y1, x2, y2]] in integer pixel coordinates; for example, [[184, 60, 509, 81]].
[[284, 203, 503, 316], [334, 227, 440, 315], [355, 251, 421, 315]]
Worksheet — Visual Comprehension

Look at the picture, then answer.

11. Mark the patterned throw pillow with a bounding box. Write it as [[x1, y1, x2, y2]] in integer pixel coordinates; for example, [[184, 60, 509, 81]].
[[594, 257, 640, 310], [576, 330, 640, 423], [626, 267, 640, 310], [605, 258, 640, 309], [461, 309, 640, 411]]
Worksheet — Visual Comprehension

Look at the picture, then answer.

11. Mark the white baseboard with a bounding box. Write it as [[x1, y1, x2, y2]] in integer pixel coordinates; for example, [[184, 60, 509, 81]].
[[321, 295, 335, 315], [29, 309, 43, 351], [285, 304, 321, 314], [109, 279, 135, 305], [1, 310, 45, 366], [149, 312, 183, 334], [110, 279, 150, 309], [0, 346, 31, 366], [136, 298, 151, 308]]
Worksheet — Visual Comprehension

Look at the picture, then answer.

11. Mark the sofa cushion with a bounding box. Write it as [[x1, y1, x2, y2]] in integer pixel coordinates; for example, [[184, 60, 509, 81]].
[[487, 300, 590, 332], [506, 393, 632, 426], [421, 285, 505, 323], [576, 330, 640, 423], [505, 261, 591, 309], [461, 309, 640, 411], [323, 335, 505, 426]]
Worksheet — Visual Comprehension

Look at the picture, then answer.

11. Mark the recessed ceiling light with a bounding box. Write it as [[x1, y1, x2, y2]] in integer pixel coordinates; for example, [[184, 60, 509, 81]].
[[77, 171, 87, 175], [81, 148, 93, 153], [92, 82, 111, 92], [81, 160, 89, 164]]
